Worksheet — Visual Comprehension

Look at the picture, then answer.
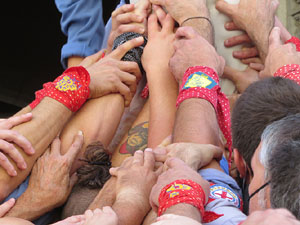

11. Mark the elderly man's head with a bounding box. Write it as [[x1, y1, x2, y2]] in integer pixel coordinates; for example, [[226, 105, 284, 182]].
[[248, 114, 300, 218]]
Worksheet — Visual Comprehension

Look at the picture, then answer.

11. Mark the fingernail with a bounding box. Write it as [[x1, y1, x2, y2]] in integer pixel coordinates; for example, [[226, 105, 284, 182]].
[[224, 40, 229, 45], [136, 150, 143, 153], [136, 36, 144, 42], [11, 170, 17, 176], [139, 27, 145, 33], [145, 148, 152, 152], [21, 162, 27, 170], [78, 130, 83, 136]]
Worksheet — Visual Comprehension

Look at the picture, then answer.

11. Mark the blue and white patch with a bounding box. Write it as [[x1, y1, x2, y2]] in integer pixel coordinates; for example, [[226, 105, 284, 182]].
[[183, 72, 217, 90], [210, 184, 241, 208]]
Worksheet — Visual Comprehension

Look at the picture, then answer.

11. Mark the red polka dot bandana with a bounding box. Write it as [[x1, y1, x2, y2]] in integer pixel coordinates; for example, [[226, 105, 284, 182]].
[[158, 179, 206, 218], [274, 64, 300, 86], [29, 66, 90, 112], [285, 36, 300, 52], [176, 66, 232, 167]]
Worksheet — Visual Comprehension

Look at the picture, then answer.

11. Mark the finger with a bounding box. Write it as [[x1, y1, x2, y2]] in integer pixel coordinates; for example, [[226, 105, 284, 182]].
[[0, 139, 27, 170], [153, 147, 168, 162], [175, 26, 197, 40], [269, 27, 282, 51], [112, 4, 135, 20], [158, 135, 172, 147], [241, 57, 262, 65], [118, 24, 146, 35], [0, 130, 34, 155], [148, 13, 160, 38], [144, 148, 155, 170], [133, 150, 144, 166], [163, 14, 175, 33], [150, 0, 164, 5], [80, 50, 106, 68], [215, 0, 236, 17], [0, 198, 15, 217], [224, 34, 252, 47], [153, 5, 167, 25], [116, 12, 144, 25], [224, 21, 240, 31], [165, 157, 186, 169], [117, 70, 138, 94], [249, 63, 265, 72], [109, 167, 119, 176], [102, 206, 115, 214], [114, 81, 132, 107], [212, 146, 224, 161], [233, 47, 258, 59], [0, 152, 17, 176], [110, 36, 144, 60], [64, 131, 84, 165], [117, 61, 142, 83], [222, 66, 239, 82], [0, 113, 32, 129], [50, 136, 61, 155], [154, 164, 164, 176]]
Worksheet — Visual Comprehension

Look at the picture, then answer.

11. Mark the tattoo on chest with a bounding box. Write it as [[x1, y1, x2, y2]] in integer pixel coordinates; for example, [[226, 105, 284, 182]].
[[119, 122, 149, 155]]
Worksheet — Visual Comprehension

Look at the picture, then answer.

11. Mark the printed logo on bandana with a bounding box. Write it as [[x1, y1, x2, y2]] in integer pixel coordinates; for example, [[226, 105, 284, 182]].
[[210, 185, 241, 208], [166, 184, 192, 198], [56, 76, 79, 91], [183, 72, 217, 90]]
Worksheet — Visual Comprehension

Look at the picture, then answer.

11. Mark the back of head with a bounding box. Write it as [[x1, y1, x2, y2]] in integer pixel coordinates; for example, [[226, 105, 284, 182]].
[[260, 114, 300, 219], [232, 77, 300, 169]]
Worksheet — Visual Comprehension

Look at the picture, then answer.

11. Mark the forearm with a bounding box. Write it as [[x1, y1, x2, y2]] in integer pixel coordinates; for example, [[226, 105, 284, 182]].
[[163, 204, 201, 222], [0, 97, 72, 201], [68, 56, 84, 68], [173, 99, 220, 146], [60, 94, 124, 174], [112, 197, 148, 225], [13, 106, 32, 117], [147, 68, 178, 147]]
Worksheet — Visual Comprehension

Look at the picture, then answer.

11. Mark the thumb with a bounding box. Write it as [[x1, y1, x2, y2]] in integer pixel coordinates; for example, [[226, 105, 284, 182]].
[[215, 0, 235, 17], [175, 26, 197, 40], [165, 157, 186, 169], [109, 167, 119, 176], [222, 66, 239, 82], [269, 27, 282, 51]]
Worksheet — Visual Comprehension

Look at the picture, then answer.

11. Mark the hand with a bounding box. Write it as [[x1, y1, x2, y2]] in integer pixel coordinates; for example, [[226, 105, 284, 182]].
[[81, 37, 144, 106], [224, 21, 259, 60], [150, 157, 210, 212], [110, 149, 162, 214], [274, 16, 292, 43], [150, 0, 208, 25], [260, 27, 300, 79], [170, 27, 225, 85], [0, 198, 15, 217], [83, 207, 118, 225], [0, 113, 35, 176], [216, 0, 279, 61], [142, 12, 175, 74], [107, 2, 150, 53], [51, 215, 85, 225], [20, 132, 83, 214], [154, 143, 223, 170], [242, 209, 300, 225], [222, 66, 260, 93]]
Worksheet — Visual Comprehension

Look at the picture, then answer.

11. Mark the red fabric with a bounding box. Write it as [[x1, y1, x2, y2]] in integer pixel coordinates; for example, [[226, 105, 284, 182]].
[[202, 211, 224, 223], [176, 66, 232, 167], [158, 179, 206, 218], [141, 83, 149, 99], [285, 36, 300, 52], [274, 64, 300, 86], [29, 66, 90, 112]]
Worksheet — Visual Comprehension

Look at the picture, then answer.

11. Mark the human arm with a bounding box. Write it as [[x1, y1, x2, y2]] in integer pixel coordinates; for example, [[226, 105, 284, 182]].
[[150, 0, 213, 44], [109, 149, 162, 225], [0, 37, 145, 202], [260, 27, 300, 80], [5, 134, 83, 221], [216, 0, 279, 62], [54, 0, 105, 69], [142, 11, 178, 148]]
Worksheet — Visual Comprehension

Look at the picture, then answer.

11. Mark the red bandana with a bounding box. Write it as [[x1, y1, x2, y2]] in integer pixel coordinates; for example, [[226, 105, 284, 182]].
[[285, 36, 300, 52], [176, 66, 232, 167], [274, 64, 300, 86]]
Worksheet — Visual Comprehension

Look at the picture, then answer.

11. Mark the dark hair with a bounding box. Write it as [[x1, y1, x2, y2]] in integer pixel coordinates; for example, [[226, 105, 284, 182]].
[[77, 141, 111, 189], [266, 114, 300, 219], [232, 77, 300, 169]]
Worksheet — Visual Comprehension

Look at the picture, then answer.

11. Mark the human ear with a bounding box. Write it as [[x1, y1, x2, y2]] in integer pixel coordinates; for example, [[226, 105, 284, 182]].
[[234, 148, 247, 178]]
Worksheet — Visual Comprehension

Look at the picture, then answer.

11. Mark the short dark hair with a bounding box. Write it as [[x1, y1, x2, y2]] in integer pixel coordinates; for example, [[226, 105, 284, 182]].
[[264, 114, 300, 219], [232, 77, 300, 169]]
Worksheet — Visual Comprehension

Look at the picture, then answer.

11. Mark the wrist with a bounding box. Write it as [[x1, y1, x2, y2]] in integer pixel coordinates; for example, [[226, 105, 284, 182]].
[[164, 203, 201, 222]]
